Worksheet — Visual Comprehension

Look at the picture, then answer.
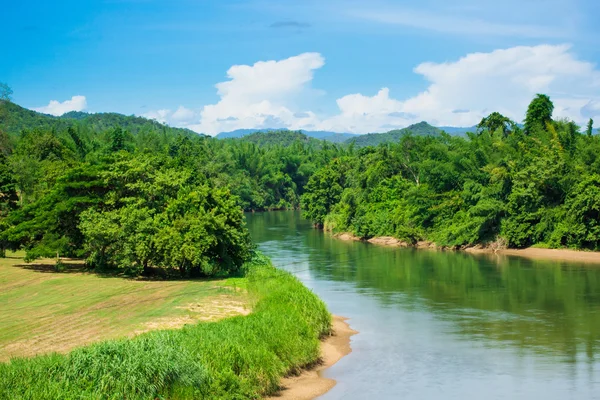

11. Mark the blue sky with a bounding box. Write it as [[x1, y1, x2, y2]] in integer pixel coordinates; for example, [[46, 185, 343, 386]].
[[3, 0, 600, 134]]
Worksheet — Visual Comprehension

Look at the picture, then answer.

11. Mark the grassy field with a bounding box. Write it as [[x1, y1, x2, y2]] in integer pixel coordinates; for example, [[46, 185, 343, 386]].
[[0, 253, 249, 362], [0, 253, 332, 399]]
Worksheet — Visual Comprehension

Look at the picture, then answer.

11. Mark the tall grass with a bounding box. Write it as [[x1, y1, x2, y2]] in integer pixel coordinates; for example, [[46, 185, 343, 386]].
[[0, 253, 332, 399]]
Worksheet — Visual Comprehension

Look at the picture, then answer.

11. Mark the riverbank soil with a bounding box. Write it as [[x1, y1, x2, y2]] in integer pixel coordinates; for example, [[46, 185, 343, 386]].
[[270, 315, 357, 400], [335, 232, 600, 265], [0, 255, 249, 361], [466, 247, 600, 264]]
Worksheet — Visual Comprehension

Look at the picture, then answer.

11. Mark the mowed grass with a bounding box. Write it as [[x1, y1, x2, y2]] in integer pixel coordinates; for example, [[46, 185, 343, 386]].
[[0, 254, 332, 399], [0, 253, 248, 361]]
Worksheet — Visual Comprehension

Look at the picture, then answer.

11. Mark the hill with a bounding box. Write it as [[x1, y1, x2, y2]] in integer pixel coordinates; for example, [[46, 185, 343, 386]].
[[345, 121, 443, 147], [0, 101, 201, 138], [236, 130, 323, 147], [216, 128, 356, 143]]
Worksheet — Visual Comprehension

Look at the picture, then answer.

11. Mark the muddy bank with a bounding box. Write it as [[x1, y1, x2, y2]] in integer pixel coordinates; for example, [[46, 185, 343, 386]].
[[269, 315, 357, 400], [334, 232, 600, 264]]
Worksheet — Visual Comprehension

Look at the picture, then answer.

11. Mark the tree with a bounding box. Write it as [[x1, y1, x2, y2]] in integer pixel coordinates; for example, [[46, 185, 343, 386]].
[[109, 127, 125, 152], [587, 118, 594, 137], [300, 159, 347, 227], [0, 164, 108, 259], [476, 112, 516, 137], [524, 94, 554, 135], [0, 153, 18, 216], [0, 83, 12, 102]]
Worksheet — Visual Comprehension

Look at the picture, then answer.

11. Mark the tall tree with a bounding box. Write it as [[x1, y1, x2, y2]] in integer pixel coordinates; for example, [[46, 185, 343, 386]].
[[477, 112, 516, 137], [0, 82, 12, 102], [587, 118, 594, 137], [109, 127, 125, 152], [524, 94, 554, 135]]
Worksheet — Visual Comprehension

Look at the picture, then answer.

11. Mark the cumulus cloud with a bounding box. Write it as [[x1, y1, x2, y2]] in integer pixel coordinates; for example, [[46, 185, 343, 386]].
[[33, 95, 87, 116], [188, 52, 324, 135], [143, 109, 171, 124], [392, 44, 600, 127], [145, 45, 600, 135], [318, 44, 600, 132]]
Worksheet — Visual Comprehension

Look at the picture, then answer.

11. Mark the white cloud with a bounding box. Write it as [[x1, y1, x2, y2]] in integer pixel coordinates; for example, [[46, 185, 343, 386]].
[[195, 52, 324, 135], [143, 109, 171, 124], [33, 95, 87, 116], [144, 53, 324, 135], [318, 44, 600, 132], [170, 106, 197, 124], [145, 45, 600, 135]]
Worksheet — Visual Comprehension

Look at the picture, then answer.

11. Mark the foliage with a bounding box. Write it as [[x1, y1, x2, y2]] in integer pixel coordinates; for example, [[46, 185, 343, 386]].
[[586, 118, 594, 137], [302, 94, 600, 250], [238, 130, 322, 148], [345, 121, 442, 148], [524, 93, 554, 135], [0, 102, 346, 272], [476, 112, 516, 137], [0, 256, 332, 400]]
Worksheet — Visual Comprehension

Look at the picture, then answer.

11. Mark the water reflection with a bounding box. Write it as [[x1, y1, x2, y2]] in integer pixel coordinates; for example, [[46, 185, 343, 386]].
[[247, 211, 600, 398]]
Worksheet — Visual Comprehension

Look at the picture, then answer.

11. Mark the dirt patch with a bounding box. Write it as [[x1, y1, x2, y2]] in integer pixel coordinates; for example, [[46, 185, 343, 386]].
[[135, 295, 250, 334], [332, 232, 600, 265], [367, 236, 410, 247], [335, 233, 362, 242], [480, 247, 600, 264], [269, 315, 357, 400]]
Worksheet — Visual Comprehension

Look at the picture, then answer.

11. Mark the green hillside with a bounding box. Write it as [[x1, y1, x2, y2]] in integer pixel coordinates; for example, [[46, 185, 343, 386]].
[[237, 130, 324, 148], [345, 121, 443, 147], [0, 101, 200, 138]]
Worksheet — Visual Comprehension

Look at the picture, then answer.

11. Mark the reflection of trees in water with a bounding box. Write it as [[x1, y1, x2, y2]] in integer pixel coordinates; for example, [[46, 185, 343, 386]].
[[248, 211, 600, 363], [311, 244, 600, 362]]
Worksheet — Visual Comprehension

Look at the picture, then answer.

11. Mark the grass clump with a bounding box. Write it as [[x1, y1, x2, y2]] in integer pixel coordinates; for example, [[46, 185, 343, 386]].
[[0, 253, 332, 399]]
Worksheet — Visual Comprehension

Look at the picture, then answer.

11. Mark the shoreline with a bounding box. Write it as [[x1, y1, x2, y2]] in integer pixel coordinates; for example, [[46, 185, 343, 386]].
[[269, 315, 357, 400], [334, 232, 600, 264]]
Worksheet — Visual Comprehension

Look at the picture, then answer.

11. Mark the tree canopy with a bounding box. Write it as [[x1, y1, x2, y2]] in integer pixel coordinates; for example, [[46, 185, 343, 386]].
[[301, 94, 600, 251]]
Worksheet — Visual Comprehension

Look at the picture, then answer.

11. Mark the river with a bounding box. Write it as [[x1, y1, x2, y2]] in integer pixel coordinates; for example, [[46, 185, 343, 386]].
[[246, 211, 600, 399]]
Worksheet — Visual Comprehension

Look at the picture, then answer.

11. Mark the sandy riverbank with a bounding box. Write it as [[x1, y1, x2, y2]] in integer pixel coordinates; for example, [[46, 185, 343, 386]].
[[465, 246, 600, 264], [334, 232, 600, 264], [269, 315, 357, 400]]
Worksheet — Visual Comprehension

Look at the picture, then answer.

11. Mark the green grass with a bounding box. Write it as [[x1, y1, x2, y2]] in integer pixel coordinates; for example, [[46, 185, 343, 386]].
[[0, 253, 332, 399], [0, 254, 247, 360]]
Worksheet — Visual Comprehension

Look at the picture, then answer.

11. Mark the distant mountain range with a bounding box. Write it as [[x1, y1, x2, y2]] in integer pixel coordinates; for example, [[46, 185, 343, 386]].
[[217, 122, 478, 147], [1, 101, 480, 149]]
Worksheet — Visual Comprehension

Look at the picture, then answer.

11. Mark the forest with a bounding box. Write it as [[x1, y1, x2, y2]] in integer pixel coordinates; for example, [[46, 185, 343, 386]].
[[1, 89, 599, 278], [0, 95, 345, 275], [301, 95, 600, 250]]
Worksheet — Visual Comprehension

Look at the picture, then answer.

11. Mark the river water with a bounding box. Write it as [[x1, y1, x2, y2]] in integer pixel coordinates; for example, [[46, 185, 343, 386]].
[[246, 211, 600, 400]]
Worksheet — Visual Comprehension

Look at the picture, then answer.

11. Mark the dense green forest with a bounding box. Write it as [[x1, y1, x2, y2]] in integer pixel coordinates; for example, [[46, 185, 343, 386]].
[[2, 89, 599, 275], [345, 121, 445, 148], [0, 98, 344, 273], [301, 95, 600, 251]]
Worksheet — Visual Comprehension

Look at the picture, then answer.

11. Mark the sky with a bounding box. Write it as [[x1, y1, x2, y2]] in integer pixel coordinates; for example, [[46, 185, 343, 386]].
[[3, 0, 600, 135]]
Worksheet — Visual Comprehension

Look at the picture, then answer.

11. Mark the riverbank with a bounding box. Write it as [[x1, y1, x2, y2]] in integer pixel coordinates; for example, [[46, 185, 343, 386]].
[[334, 232, 600, 264], [270, 316, 357, 400], [0, 255, 333, 399]]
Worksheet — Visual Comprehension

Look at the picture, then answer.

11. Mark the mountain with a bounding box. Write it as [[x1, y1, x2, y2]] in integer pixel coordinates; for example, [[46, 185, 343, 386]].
[[0, 101, 202, 138], [216, 128, 356, 143], [345, 121, 444, 148]]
